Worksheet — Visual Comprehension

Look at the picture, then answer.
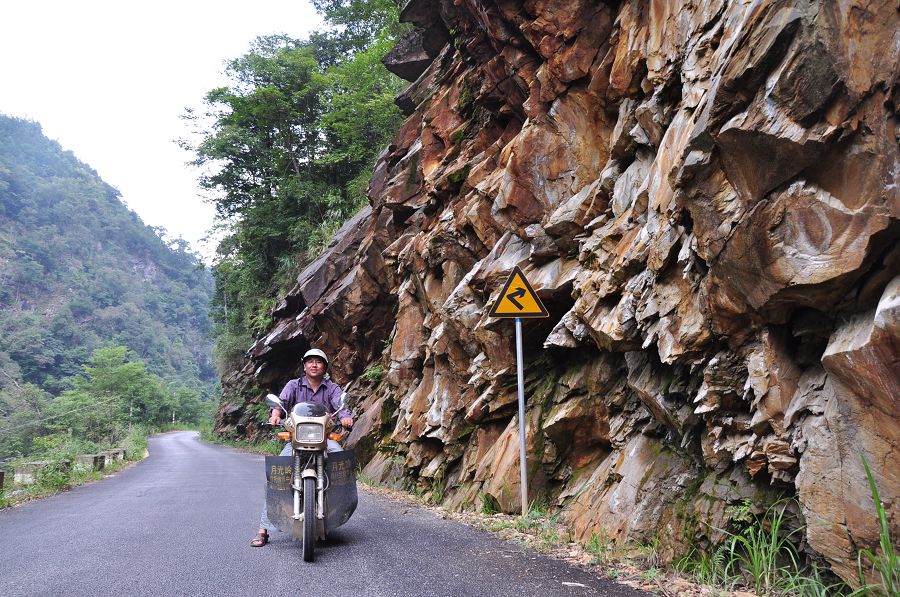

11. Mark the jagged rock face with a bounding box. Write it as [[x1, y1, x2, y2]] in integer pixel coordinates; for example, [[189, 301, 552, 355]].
[[218, 0, 900, 584]]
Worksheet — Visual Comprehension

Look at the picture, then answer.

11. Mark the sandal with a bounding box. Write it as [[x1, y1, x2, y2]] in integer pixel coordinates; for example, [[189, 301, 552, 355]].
[[250, 531, 268, 547]]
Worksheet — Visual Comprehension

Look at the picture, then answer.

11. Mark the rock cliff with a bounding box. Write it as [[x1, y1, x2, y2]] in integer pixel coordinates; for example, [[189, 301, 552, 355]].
[[217, 0, 899, 583]]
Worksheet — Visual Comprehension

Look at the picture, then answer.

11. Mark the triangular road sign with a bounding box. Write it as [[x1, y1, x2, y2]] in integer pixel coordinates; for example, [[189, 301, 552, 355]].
[[489, 265, 549, 318]]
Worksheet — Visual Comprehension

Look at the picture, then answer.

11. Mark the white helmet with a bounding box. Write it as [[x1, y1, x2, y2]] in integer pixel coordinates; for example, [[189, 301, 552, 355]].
[[302, 348, 329, 368]]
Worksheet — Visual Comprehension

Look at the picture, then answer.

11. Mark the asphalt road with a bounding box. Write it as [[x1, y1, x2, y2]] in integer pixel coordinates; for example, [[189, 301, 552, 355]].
[[0, 431, 648, 597]]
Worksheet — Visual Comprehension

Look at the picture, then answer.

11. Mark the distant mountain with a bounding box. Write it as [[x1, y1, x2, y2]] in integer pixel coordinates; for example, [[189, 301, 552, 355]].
[[0, 114, 214, 394]]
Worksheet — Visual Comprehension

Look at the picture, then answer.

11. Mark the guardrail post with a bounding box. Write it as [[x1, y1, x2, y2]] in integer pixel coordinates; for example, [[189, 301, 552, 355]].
[[14, 461, 48, 486]]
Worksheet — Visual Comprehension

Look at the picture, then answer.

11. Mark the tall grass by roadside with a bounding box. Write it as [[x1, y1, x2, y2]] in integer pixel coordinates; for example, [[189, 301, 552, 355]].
[[675, 543, 737, 590], [122, 424, 150, 460], [676, 499, 861, 596], [675, 499, 847, 595], [730, 499, 802, 595], [849, 453, 898, 596], [675, 453, 898, 596], [1, 429, 148, 509]]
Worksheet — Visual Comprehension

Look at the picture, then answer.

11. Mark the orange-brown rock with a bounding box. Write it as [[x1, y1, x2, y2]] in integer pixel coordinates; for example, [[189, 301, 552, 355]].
[[217, 0, 900, 585]]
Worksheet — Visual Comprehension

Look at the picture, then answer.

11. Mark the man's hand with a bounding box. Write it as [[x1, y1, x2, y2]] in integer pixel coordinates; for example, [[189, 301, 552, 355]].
[[340, 417, 353, 429], [269, 411, 282, 426]]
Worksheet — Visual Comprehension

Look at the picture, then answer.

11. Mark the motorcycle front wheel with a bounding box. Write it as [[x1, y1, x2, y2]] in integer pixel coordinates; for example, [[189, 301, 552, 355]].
[[302, 477, 316, 562]]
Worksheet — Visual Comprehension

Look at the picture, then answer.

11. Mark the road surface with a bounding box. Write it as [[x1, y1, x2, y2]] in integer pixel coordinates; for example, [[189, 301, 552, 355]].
[[0, 431, 647, 597]]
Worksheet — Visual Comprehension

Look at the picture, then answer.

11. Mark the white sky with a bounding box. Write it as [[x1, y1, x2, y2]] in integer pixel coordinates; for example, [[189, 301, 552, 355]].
[[0, 0, 324, 261]]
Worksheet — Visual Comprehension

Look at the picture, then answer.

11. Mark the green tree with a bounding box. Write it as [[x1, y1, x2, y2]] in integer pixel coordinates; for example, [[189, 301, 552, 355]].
[[0, 352, 50, 458], [311, 0, 408, 53], [45, 346, 171, 445], [48, 389, 119, 445], [319, 33, 406, 199], [183, 5, 406, 374], [173, 386, 208, 425]]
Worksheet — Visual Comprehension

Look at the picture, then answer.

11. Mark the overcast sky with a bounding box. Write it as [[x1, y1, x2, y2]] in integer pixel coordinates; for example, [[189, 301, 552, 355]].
[[1, 0, 324, 260]]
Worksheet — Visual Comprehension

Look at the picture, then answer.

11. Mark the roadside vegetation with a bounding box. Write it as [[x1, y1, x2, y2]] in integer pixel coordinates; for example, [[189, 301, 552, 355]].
[[670, 455, 896, 596], [0, 426, 147, 509], [0, 345, 214, 508]]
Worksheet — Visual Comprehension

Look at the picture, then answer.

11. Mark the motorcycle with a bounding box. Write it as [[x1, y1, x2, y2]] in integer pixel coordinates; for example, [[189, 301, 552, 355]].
[[263, 392, 358, 562]]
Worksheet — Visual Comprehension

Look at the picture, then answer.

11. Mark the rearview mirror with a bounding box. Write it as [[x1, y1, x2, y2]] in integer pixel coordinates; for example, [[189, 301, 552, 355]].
[[264, 393, 285, 413]]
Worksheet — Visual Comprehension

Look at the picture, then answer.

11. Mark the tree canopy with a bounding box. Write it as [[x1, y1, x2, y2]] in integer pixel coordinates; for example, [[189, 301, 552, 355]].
[[1, 345, 210, 459], [182, 5, 407, 372]]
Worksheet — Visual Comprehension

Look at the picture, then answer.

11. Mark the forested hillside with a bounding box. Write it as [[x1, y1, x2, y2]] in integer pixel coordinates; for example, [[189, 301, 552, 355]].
[[0, 114, 215, 457]]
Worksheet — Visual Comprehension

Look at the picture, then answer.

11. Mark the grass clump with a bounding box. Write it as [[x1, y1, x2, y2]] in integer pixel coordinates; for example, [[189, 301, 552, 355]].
[[727, 499, 800, 595], [587, 530, 617, 565], [852, 453, 898, 596], [362, 363, 384, 383], [539, 525, 561, 548], [515, 503, 547, 532], [674, 500, 804, 595], [428, 471, 446, 505], [675, 453, 897, 596], [479, 492, 500, 515], [675, 543, 736, 590], [36, 460, 73, 490], [121, 424, 149, 460], [640, 567, 661, 582]]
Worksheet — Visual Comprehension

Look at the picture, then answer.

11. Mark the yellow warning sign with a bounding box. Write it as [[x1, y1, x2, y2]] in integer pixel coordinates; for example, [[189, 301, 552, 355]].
[[489, 266, 549, 318]]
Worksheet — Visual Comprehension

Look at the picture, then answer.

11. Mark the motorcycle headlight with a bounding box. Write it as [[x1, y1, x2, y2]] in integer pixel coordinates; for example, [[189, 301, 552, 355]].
[[295, 423, 324, 443]]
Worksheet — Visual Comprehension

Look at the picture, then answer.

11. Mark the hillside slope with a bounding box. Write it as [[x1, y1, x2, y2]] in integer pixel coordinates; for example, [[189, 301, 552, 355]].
[[0, 115, 214, 393]]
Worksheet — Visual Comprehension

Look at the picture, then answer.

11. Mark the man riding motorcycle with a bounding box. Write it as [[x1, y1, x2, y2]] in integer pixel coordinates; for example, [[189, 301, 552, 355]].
[[251, 348, 353, 547]]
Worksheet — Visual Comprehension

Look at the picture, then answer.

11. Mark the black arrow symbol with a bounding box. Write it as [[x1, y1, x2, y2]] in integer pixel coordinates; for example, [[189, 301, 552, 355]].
[[507, 287, 526, 310]]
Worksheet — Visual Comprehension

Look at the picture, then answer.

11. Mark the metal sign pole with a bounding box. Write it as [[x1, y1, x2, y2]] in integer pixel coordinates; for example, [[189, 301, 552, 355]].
[[489, 266, 547, 516], [515, 317, 528, 515]]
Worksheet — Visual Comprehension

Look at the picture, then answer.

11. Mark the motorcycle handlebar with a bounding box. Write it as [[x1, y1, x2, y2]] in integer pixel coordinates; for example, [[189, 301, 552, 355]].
[[258, 418, 349, 433]]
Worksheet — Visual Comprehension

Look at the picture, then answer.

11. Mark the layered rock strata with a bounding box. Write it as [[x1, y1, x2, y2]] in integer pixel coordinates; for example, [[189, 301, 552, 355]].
[[218, 0, 900, 584]]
